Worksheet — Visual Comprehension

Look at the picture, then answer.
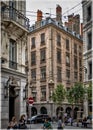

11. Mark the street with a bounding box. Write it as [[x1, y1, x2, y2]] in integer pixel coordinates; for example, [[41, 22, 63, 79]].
[[27, 122, 92, 129]]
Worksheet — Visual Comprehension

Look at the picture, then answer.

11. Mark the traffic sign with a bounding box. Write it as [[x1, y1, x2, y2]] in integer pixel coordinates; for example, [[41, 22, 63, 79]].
[[28, 97, 34, 104]]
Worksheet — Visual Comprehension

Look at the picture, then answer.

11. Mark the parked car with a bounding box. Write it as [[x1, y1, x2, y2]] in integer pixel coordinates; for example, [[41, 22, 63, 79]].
[[27, 114, 51, 124]]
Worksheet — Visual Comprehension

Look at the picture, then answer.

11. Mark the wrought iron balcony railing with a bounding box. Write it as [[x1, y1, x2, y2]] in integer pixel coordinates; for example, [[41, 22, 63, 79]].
[[1, 5, 30, 30]]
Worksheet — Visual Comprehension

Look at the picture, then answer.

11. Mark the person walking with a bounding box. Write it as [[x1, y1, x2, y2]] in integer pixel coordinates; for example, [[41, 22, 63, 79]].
[[57, 116, 64, 129], [42, 118, 52, 129]]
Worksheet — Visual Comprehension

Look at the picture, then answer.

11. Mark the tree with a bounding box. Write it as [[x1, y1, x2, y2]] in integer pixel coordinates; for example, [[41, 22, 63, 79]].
[[66, 82, 86, 118], [52, 84, 66, 105], [51, 84, 66, 117]]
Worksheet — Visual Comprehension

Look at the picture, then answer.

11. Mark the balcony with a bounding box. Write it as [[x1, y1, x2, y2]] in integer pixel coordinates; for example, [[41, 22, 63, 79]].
[[1, 5, 29, 30]]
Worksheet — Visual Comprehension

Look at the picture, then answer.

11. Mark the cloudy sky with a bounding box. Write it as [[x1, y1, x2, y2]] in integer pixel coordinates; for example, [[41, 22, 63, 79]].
[[26, 0, 82, 26]]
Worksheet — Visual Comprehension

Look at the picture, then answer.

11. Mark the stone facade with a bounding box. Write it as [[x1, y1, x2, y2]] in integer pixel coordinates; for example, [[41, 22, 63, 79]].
[[82, 0, 92, 117], [1, 1, 29, 128], [27, 13, 83, 119]]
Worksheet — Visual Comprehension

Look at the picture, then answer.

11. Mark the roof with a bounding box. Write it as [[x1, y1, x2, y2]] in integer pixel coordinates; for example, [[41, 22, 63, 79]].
[[29, 17, 83, 41]]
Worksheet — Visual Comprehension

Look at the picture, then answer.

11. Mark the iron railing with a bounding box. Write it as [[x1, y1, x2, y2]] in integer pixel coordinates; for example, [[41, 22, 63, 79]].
[[1, 5, 30, 30]]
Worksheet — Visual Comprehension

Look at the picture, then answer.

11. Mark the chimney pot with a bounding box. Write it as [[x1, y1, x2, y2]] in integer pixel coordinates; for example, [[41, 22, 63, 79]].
[[37, 9, 42, 21]]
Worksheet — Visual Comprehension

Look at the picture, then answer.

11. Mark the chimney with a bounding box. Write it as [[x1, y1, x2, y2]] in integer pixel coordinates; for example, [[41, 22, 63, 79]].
[[56, 4, 62, 24], [37, 10, 42, 21]]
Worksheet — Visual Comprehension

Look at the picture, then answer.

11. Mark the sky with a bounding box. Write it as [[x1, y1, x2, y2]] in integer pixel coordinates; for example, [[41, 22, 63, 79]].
[[26, 0, 82, 26]]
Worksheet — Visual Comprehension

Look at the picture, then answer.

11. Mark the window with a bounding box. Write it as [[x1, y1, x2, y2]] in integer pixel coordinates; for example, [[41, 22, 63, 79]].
[[57, 67, 62, 81], [31, 69, 36, 81], [66, 69, 70, 83], [9, 0, 16, 19], [79, 46, 82, 56], [66, 52, 70, 66], [41, 33, 45, 45], [31, 51, 36, 65], [74, 56, 77, 69], [41, 86, 46, 101], [57, 33, 61, 46], [66, 39, 69, 50], [74, 43, 77, 54], [40, 67, 46, 80], [87, 5, 91, 22], [79, 74, 82, 82], [9, 39, 17, 69], [74, 72, 78, 80], [57, 49, 61, 64], [79, 59, 82, 67], [66, 69, 70, 78], [88, 61, 92, 80], [40, 49, 46, 63], [87, 31, 92, 50], [31, 37, 35, 48]]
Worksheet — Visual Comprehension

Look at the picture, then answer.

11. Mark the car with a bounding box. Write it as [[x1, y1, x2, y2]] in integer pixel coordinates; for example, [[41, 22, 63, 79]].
[[27, 114, 51, 124]]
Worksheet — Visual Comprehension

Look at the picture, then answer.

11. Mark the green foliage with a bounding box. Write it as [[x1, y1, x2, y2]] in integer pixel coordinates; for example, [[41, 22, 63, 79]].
[[51, 84, 66, 105], [67, 82, 85, 104]]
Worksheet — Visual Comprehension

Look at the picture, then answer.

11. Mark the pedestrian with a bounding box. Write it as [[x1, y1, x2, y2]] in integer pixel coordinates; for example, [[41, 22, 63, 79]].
[[18, 114, 27, 129], [42, 118, 52, 129], [57, 116, 64, 129], [7, 116, 18, 129]]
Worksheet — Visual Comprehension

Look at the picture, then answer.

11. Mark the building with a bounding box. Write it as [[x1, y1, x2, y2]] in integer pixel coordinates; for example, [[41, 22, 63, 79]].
[[27, 5, 83, 119], [82, 0, 92, 117], [65, 13, 80, 34], [1, 0, 29, 128]]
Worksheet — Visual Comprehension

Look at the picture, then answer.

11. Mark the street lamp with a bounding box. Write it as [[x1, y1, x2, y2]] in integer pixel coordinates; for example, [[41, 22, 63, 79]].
[[23, 85, 28, 100], [48, 79, 54, 118]]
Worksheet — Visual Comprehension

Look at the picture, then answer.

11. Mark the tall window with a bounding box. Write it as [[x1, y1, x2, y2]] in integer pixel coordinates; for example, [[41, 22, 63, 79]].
[[66, 39, 69, 50], [40, 66, 46, 80], [9, 0, 16, 19], [66, 69, 70, 79], [74, 72, 78, 81], [57, 33, 61, 46], [31, 51, 36, 65], [74, 43, 77, 54], [88, 61, 92, 79], [74, 56, 77, 69], [66, 52, 70, 66], [31, 69, 36, 81], [87, 31, 92, 50], [41, 33, 45, 45], [40, 49, 46, 63], [57, 67, 62, 81], [9, 39, 17, 69], [79, 74, 82, 82], [31, 37, 35, 48], [87, 5, 91, 22], [41, 86, 46, 101], [57, 49, 61, 64], [79, 45, 82, 57]]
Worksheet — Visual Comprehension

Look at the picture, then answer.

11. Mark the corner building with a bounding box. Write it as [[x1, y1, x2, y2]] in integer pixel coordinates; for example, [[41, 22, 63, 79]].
[[1, 0, 29, 128], [28, 8, 83, 119]]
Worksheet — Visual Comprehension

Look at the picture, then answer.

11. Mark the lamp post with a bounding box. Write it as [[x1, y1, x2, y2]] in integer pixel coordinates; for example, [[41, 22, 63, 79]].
[[48, 79, 54, 119]]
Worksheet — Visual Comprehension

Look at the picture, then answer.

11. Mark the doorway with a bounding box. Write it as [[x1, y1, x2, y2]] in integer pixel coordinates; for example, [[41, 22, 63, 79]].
[[9, 87, 15, 121]]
